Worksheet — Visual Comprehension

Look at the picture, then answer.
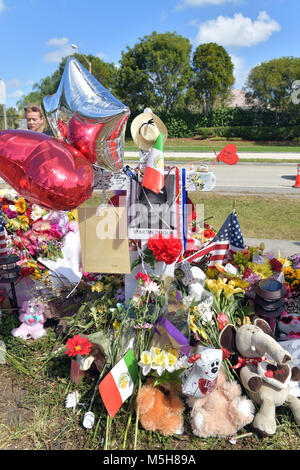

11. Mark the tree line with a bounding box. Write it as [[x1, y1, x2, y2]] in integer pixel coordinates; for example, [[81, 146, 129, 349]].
[[2, 31, 300, 135]]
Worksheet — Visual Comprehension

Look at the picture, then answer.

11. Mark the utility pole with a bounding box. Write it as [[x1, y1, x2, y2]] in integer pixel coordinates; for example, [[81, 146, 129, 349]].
[[0, 79, 7, 129], [71, 44, 92, 74]]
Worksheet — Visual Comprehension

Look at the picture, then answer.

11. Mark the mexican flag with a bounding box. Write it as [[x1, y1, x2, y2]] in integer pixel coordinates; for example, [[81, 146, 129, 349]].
[[99, 349, 138, 418], [142, 132, 164, 194]]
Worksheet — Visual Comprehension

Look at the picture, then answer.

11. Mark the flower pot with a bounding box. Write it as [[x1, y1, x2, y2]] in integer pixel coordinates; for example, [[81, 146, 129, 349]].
[[70, 359, 85, 384]]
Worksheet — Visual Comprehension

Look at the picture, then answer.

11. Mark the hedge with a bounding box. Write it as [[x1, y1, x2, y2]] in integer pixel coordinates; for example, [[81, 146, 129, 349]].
[[125, 107, 300, 140]]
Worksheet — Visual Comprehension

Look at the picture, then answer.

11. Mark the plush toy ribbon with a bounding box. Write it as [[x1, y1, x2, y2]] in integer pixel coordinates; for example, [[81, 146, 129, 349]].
[[232, 354, 267, 369]]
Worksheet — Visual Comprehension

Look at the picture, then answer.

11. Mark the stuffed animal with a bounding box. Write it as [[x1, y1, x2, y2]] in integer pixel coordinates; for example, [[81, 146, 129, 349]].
[[278, 310, 300, 340], [136, 378, 185, 436], [181, 347, 223, 399], [11, 299, 47, 340], [186, 367, 254, 438], [219, 317, 300, 436]]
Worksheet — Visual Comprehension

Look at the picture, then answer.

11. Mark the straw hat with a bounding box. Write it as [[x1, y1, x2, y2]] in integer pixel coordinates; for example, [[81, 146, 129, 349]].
[[130, 111, 168, 151]]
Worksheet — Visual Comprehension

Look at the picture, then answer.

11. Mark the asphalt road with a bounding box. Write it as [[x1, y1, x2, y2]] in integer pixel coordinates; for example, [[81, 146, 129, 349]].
[[125, 152, 300, 195]]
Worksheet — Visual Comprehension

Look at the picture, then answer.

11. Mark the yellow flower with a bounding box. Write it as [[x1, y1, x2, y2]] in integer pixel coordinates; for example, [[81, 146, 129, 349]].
[[223, 284, 243, 299], [166, 352, 178, 367], [291, 280, 299, 290], [6, 219, 21, 231], [15, 198, 26, 214], [206, 268, 218, 279], [113, 319, 120, 331], [296, 269, 300, 281], [151, 348, 166, 367], [243, 316, 252, 325], [248, 261, 272, 279], [68, 209, 78, 222], [18, 215, 30, 229], [228, 279, 249, 290], [140, 351, 152, 366], [91, 281, 105, 293], [283, 266, 295, 279], [206, 279, 223, 297], [190, 316, 208, 340]]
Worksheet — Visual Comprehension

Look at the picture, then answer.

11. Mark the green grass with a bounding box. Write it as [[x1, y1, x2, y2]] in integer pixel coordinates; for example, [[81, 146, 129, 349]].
[[86, 191, 300, 240], [1, 311, 300, 451], [125, 138, 300, 153], [189, 192, 300, 240]]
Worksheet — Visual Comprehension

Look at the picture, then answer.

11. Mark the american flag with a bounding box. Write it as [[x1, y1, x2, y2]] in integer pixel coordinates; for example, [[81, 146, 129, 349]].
[[185, 210, 244, 267], [0, 209, 8, 257]]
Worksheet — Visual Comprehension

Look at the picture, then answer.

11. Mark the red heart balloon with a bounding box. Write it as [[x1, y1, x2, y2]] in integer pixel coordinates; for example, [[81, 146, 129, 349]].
[[217, 144, 239, 165], [0, 130, 94, 211], [68, 114, 105, 164]]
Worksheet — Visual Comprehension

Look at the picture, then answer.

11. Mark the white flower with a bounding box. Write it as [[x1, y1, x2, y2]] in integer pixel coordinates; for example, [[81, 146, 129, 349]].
[[141, 280, 160, 296], [150, 347, 167, 376], [138, 350, 153, 376], [5, 189, 19, 202], [31, 204, 46, 221], [65, 391, 80, 413]]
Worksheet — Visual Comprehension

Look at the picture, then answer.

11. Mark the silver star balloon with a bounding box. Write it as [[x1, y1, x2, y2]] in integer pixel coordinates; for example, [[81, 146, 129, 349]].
[[43, 57, 130, 173]]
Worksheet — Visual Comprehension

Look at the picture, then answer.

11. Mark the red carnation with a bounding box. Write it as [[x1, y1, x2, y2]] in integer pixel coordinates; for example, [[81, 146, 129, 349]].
[[65, 335, 93, 357], [147, 235, 182, 265]]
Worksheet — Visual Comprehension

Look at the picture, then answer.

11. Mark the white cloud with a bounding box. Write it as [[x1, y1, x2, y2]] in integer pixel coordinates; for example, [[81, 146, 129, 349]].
[[8, 89, 25, 99], [230, 54, 249, 89], [96, 51, 108, 61], [6, 78, 22, 89], [176, 0, 239, 10], [43, 37, 74, 63], [0, 0, 7, 13], [194, 11, 281, 47]]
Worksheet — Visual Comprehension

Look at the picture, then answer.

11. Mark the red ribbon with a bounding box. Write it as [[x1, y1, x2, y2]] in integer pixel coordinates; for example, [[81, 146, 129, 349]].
[[232, 354, 267, 369]]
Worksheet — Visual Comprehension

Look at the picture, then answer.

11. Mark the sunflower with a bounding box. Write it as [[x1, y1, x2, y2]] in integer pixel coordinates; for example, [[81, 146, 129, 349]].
[[15, 198, 26, 214]]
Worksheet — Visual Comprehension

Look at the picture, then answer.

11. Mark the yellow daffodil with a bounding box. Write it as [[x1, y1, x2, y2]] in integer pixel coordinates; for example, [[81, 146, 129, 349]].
[[15, 198, 26, 214]]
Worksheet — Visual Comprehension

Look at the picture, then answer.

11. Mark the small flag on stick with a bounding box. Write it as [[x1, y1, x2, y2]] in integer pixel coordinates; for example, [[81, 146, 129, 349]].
[[142, 132, 164, 194], [99, 349, 138, 418], [185, 210, 244, 268], [0, 209, 8, 257]]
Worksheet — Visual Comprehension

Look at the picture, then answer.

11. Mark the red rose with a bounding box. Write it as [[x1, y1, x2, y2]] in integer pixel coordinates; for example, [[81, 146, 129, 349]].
[[269, 258, 283, 273]]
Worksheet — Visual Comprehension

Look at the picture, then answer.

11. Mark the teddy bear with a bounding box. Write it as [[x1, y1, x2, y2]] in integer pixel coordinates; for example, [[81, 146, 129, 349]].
[[136, 377, 185, 436], [219, 317, 300, 436], [11, 299, 47, 340], [183, 348, 254, 437]]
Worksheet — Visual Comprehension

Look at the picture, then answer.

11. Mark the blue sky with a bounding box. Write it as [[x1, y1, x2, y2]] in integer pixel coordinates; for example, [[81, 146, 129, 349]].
[[1, 0, 299, 109]]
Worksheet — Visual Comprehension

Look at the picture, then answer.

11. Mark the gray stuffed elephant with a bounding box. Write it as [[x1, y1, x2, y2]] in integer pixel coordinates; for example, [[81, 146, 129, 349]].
[[219, 318, 300, 436]]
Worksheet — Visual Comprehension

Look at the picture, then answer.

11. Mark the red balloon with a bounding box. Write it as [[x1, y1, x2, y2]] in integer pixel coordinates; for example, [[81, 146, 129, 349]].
[[57, 117, 68, 140], [0, 130, 94, 211], [68, 114, 105, 164], [217, 144, 239, 165]]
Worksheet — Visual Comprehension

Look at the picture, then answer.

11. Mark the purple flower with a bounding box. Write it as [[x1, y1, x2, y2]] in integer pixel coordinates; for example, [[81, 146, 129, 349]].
[[114, 288, 125, 301], [243, 273, 261, 285]]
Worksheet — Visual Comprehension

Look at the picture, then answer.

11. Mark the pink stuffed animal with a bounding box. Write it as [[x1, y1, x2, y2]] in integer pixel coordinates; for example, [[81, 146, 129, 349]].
[[11, 299, 47, 340]]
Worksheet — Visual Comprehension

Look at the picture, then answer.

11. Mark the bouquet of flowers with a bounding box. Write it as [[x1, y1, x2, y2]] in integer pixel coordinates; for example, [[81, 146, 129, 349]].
[[0, 190, 77, 281]]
